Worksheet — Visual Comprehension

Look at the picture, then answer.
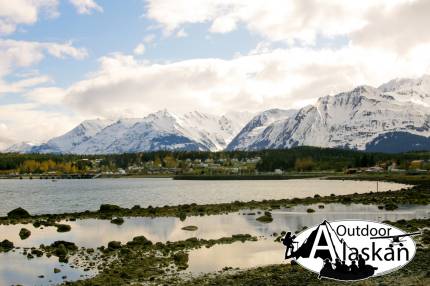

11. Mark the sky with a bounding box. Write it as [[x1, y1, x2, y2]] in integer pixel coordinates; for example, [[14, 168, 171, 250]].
[[1, 0, 430, 149]]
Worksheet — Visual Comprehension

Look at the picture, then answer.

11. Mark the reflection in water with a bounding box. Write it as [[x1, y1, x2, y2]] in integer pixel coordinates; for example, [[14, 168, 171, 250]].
[[0, 251, 94, 286], [0, 204, 428, 284], [0, 178, 409, 215], [186, 204, 429, 273], [187, 239, 283, 274], [1, 204, 428, 249]]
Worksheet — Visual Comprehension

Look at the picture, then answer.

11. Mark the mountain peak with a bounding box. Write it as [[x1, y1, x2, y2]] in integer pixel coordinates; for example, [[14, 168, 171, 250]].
[[151, 109, 174, 118], [352, 85, 377, 94], [378, 74, 430, 106], [228, 75, 430, 152], [5, 75, 430, 154]]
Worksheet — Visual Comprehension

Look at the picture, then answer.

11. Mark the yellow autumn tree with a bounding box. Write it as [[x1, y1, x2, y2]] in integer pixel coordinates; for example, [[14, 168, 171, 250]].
[[154, 156, 162, 168], [163, 155, 177, 168], [21, 160, 40, 173], [39, 160, 56, 172], [294, 157, 315, 172]]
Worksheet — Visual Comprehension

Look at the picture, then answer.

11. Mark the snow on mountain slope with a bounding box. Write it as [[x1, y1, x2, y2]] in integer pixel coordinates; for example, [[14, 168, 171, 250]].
[[177, 111, 253, 151], [378, 75, 430, 107], [226, 109, 297, 150], [28, 110, 252, 154], [4, 142, 36, 153], [70, 118, 144, 154], [74, 110, 208, 154], [5, 75, 430, 154], [233, 85, 430, 151], [31, 119, 114, 153]]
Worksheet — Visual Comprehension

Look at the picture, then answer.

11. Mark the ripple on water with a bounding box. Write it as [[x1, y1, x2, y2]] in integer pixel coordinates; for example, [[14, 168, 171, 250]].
[[0, 178, 410, 215]]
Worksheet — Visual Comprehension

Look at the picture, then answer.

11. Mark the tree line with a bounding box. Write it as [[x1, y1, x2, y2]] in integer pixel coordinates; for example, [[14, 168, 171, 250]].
[[0, 146, 429, 174]]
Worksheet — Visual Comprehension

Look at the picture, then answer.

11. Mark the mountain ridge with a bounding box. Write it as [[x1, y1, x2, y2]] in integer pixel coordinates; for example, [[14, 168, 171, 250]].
[[5, 75, 430, 154]]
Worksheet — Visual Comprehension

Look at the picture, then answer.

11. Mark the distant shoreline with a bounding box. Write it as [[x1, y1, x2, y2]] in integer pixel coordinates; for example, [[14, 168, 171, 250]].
[[0, 174, 174, 180], [172, 174, 325, 180], [0, 172, 336, 180]]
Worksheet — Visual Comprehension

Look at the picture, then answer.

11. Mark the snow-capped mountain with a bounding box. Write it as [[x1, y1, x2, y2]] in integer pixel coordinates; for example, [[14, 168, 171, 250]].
[[70, 118, 146, 154], [19, 110, 252, 154], [177, 111, 253, 151], [31, 119, 114, 153], [5, 75, 430, 154], [71, 110, 209, 154], [229, 81, 430, 152], [4, 142, 36, 153], [226, 109, 297, 150], [378, 75, 430, 107]]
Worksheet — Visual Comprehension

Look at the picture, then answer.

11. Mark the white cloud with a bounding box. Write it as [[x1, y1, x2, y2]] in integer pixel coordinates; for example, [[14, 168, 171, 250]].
[[351, 0, 430, 54], [175, 28, 187, 38], [209, 15, 237, 34], [0, 103, 80, 149], [64, 44, 430, 119], [0, 39, 87, 94], [24, 86, 65, 105], [0, 75, 52, 94], [0, 39, 88, 147], [4, 0, 430, 148], [0, 39, 87, 69], [143, 34, 156, 43], [69, 0, 103, 15], [43, 41, 88, 59], [146, 0, 424, 51], [133, 43, 145, 55], [0, 0, 59, 35]]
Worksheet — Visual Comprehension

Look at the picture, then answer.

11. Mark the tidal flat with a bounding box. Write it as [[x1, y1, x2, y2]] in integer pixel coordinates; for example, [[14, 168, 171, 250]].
[[0, 174, 429, 285]]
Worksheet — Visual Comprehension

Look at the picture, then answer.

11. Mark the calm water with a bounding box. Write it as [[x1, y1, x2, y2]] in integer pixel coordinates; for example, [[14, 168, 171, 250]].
[[1, 204, 427, 249], [1, 203, 428, 285], [0, 178, 408, 215], [0, 252, 94, 286]]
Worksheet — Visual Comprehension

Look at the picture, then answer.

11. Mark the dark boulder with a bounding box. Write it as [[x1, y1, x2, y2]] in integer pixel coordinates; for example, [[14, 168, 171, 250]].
[[31, 249, 43, 257], [19, 228, 31, 239], [56, 224, 71, 232], [0, 239, 14, 251], [55, 244, 68, 258], [110, 217, 124, 225], [99, 204, 121, 213], [49, 241, 77, 263], [384, 203, 398, 211], [7, 207, 30, 219], [108, 241, 122, 250], [51, 240, 77, 251], [126, 236, 153, 248], [256, 215, 273, 223]]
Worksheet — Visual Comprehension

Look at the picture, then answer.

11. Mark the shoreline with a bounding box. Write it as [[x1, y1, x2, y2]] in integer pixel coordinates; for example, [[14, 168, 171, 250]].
[[1, 174, 426, 225], [0, 174, 428, 285]]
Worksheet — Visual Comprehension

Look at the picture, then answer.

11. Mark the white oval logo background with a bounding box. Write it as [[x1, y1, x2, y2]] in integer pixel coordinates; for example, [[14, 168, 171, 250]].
[[293, 220, 416, 280]]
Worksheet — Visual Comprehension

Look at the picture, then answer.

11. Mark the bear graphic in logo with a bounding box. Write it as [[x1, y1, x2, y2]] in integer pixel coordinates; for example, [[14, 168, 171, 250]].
[[282, 220, 420, 281]]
